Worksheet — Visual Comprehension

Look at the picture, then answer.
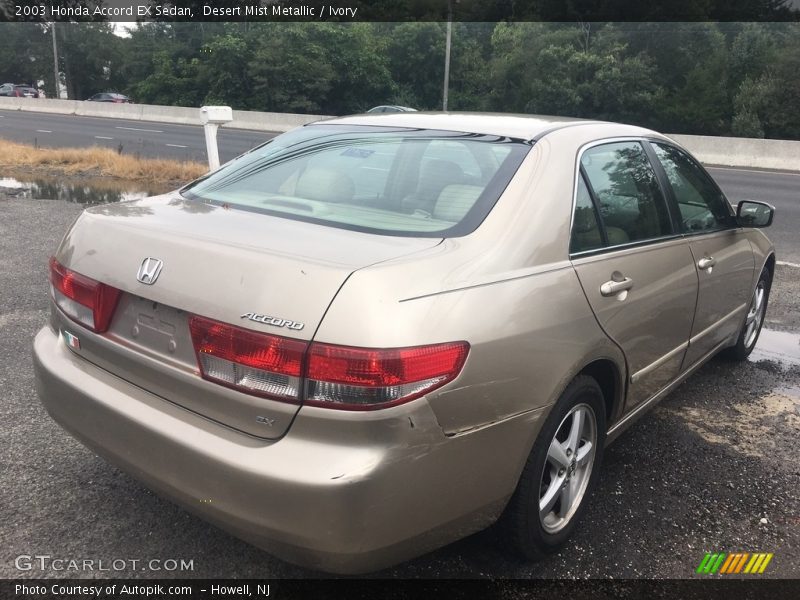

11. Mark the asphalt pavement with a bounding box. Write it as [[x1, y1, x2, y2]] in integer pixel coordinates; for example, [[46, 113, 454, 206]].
[[709, 167, 800, 265], [1, 188, 798, 580], [0, 110, 275, 163]]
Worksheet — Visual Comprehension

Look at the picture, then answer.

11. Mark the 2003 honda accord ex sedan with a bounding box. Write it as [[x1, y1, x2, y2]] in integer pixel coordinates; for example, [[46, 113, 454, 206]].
[[34, 113, 775, 573]]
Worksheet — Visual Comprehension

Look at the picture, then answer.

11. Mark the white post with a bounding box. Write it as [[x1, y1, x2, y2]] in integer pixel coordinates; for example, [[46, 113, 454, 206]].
[[199, 106, 233, 171], [203, 122, 221, 170]]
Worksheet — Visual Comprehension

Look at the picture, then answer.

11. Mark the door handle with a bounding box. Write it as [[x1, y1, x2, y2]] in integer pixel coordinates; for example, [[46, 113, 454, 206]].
[[600, 276, 634, 297], [698, 256, 716, 271]]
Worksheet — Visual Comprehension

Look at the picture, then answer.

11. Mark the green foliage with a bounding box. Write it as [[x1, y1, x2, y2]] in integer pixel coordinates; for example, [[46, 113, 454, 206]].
[[757, 27, 800, 140], [0, 21, 798, 139], [246, 23, 335, 113], [383, 22, 446, 109], [58, 22, 123, 100], [0, 23, 52, 91]]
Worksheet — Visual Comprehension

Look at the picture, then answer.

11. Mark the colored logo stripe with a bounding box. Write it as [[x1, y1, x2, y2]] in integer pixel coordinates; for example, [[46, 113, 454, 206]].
[[697, 553, 726, 574], [698, 552, 773, 574], [744, 553, 774, 574], [720, 553, 748, 573]]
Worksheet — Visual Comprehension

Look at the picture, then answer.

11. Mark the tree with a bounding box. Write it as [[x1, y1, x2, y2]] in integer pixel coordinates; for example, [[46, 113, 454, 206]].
[[58, 22, 123, 100], [247, 24, 335, 114], [313, 23, 395, 114], [484, 23, 662, 126], [0, 23, 51, 89], [383, 22, 447, 109]]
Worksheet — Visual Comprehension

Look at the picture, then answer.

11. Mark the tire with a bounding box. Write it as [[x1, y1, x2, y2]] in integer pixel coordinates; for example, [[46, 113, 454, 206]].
[[499, 375, 606, 560], [724, 266, 771, 361]]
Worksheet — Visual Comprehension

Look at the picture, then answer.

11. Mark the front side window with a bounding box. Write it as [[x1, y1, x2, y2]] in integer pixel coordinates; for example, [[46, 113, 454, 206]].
[[581, 141, 673, 244], [182, 125, 529, 237], [651, 143, 732, 233]]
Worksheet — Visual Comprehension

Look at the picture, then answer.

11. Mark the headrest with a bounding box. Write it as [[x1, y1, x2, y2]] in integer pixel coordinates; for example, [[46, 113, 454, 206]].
[[433, 185, 483, 222], [295, 168, 355, 203]]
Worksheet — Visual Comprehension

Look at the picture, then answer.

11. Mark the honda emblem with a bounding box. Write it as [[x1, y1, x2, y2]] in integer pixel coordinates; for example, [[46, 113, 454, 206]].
[[137, 257, 163, 285]]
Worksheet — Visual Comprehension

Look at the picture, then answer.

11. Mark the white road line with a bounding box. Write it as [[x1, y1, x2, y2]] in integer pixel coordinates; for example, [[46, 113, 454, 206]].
[[165, 143, 188, 148], [94, 136, 114, 140], [36, 129, 52, 133], [115, 126, 164, 133], [777, 261, 800, 268], [707, 165, 800, 177]]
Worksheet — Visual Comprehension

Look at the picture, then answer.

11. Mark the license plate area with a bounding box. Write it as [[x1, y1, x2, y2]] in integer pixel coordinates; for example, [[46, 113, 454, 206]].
[[106, 294, 197, 370]]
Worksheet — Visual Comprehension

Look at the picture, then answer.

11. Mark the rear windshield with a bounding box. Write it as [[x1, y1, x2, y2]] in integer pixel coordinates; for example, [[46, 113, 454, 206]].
[[181, 125, 530, 237]]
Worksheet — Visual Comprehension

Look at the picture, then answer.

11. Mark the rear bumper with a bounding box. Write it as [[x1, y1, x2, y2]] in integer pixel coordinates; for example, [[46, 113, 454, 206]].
[[33, 325, 545, 573]]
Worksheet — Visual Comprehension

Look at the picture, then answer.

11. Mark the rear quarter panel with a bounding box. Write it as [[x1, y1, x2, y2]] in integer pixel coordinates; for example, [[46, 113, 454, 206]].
[[314, 133, 630, 435]]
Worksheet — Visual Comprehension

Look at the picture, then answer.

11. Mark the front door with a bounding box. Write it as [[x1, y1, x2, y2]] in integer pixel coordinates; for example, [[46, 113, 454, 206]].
[[647, 142, 755, 367]]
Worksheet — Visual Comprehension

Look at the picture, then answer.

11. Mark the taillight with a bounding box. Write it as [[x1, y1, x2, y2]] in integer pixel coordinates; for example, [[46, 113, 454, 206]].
[[49, 257, 121, 333], [187, 316, 469, 409], [305, 341, 469, 410], [189, 315, 307, 402]]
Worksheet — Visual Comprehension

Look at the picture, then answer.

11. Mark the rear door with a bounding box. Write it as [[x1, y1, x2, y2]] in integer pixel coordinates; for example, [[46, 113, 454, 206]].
[[647, 142, 754, 367], [570, 140, 698, 410]]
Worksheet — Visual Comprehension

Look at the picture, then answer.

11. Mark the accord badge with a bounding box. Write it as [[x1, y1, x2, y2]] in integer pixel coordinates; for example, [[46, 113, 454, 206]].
[[241, 312, 304, 330]]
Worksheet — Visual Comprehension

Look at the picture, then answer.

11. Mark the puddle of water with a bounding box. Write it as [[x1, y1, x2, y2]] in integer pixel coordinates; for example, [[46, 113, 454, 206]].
[[671, 388, 800, 459], [0, 174, 172, 205], [663, 330, 800, 458], [749, 328, 800, 369]]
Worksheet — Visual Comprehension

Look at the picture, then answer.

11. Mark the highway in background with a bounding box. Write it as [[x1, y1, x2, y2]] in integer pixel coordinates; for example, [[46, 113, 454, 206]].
[[707, 167, 800, 265], [1, 109, 798, 263], [0, 110, 275, 163]]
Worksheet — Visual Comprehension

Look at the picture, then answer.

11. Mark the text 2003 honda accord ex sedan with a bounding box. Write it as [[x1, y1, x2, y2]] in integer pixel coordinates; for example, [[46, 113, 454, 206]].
[[33, 113, 775, 573]]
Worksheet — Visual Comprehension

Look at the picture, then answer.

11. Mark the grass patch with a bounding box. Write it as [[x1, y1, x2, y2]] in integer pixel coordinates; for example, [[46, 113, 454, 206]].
[[0, 139, 208, 184]]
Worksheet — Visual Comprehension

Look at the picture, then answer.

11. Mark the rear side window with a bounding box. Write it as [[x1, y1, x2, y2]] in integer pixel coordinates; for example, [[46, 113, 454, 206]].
[[651, 143, 732, 233], [182, 125, 530, 237], [581, 141, 673, 244], [570, 175, 604, 254]]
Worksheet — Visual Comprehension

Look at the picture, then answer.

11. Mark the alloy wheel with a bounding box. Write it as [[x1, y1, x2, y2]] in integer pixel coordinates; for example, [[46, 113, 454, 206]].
[[539, 403, 597, 534], [744, 280, 767, 349]]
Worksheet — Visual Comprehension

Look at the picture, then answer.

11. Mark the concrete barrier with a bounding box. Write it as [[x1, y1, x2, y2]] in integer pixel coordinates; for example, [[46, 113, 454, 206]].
[[668, 134, 800, 172], [0, 97, 327, 132], [1, 97, 798, 170]]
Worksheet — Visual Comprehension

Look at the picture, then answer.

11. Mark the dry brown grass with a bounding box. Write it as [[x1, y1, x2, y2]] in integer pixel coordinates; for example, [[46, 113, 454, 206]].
[[0, 139, 208, 183]]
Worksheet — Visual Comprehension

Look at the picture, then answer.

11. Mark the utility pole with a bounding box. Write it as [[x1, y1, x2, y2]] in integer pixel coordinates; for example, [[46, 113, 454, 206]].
[[442, 0, 453, 111], [51, 22, 60, 98]]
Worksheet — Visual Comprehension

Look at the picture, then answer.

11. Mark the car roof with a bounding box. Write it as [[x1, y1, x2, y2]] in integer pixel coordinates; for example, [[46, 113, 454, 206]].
[[318, 112, 597, 140], [314, 112, 634, 141]]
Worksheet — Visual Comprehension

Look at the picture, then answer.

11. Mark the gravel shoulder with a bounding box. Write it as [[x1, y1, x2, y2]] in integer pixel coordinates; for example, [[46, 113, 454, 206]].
[[1, 192, 798, 580]]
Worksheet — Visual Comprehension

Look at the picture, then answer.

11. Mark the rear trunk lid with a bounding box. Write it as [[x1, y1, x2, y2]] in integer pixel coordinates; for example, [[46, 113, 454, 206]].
[[54, 194, 441, 438]]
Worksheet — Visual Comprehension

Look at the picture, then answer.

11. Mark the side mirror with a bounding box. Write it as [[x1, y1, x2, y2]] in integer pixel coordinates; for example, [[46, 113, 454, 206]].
[[737, 200, 774, 228]]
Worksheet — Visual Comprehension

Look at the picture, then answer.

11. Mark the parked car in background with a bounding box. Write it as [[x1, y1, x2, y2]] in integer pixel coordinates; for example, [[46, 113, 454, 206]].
[[367, 105, 417, 113], [0, 84, 39, 97], [34, 113, 775, 574], [86, 92, 132, 103]]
